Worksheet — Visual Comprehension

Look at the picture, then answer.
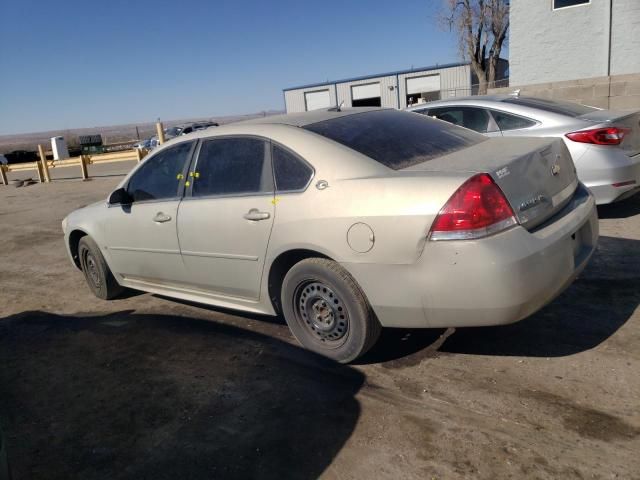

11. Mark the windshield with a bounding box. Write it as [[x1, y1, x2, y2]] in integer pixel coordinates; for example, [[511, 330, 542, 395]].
[[503, 97, 599, 117], [164, 127, 183, 137], [303, 109, 486, 170]]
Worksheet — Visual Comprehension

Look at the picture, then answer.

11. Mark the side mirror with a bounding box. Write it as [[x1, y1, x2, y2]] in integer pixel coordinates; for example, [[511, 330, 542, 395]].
[[108, 187, 132, 205]]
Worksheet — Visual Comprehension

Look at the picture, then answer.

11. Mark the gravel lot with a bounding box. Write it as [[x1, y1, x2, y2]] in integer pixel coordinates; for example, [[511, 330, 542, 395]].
[[1, 177, 639, 479]]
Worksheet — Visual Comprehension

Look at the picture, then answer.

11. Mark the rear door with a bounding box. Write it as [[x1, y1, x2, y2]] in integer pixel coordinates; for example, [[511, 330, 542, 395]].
[[177, 136, 275, 299]]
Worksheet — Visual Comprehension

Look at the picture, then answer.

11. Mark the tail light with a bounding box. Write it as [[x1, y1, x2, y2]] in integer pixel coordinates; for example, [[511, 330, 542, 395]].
[[429, 173, 517, 241], [565, 127, 630, 146]]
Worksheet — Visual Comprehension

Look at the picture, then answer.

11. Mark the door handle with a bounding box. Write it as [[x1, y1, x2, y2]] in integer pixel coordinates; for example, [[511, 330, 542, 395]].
[[153, 212, 172, 223], [243, 208, 271, 221]]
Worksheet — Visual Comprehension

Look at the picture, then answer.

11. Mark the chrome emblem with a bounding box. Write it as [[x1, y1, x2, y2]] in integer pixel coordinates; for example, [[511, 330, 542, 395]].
[[519, 194, 546, 212], [551, 163, 561, 176]]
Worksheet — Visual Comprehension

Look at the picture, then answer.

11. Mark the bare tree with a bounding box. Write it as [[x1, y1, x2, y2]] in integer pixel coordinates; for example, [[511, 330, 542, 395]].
[[440, 0, 509, 94]]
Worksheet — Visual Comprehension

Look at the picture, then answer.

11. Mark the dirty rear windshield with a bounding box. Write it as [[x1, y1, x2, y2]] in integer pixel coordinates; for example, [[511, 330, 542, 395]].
[[303, 109, 486, 170], [502, 97, 598, 117]]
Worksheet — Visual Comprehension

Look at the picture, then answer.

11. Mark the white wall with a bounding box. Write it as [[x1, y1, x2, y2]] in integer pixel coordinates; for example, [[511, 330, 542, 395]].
[[510, 0, 640, 86], [510, 0, 609, 85], [610, 0, 640, 76]]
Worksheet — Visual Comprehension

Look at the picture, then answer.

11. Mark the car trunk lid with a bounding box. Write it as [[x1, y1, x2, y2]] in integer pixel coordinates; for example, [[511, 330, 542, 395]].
[[404, 137, 579, 229], [579, 110, 640, 157]]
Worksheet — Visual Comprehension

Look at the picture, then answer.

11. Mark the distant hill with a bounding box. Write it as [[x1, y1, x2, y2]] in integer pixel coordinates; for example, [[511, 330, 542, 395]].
[[0, 110, 284, 154]]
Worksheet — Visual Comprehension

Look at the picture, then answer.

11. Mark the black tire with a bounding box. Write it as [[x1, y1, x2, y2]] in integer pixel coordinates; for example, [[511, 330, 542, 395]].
[[78, 236, 124, 300], [281, 258, 381, 363]]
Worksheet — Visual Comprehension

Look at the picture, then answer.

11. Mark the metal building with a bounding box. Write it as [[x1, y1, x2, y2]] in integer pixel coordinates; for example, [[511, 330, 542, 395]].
[[283, 61, 507, 113]]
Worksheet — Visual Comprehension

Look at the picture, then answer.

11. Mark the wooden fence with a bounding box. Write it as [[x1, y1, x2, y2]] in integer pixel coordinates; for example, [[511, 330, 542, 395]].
[[0, 148, 148, 186], [0, 121, 167, 186]]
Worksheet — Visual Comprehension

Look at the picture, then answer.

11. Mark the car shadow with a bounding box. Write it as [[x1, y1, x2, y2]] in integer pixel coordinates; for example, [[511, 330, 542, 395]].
[[597, 194, 640, 219], [439, 235, 639, 357], [0, 310, 364, 480]]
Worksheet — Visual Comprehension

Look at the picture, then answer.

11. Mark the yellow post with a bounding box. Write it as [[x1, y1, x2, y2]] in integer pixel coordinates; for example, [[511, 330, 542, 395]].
[[79, 155, 89, 180], [156, 121, 165, 145], [37, 144, 51, 183], [36, 160, 45, 183], [0, 165, 7, 186], [135, 148, 143, 163]]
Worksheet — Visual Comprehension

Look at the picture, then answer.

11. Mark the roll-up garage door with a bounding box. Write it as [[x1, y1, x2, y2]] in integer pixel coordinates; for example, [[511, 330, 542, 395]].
[[351, 83, 381, 100], [406, 75, 441, 95], [305, 90, 331, 111]]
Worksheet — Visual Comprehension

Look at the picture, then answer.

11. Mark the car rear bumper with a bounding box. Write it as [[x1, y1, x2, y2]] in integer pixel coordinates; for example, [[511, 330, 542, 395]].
[[578, 149, 640, 204], [343, 184, 598, 328]]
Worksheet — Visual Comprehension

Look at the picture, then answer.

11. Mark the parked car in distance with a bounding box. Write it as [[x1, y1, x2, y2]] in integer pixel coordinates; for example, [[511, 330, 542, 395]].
[[62, 108, 598, 362], [407, 95, 640, 205]]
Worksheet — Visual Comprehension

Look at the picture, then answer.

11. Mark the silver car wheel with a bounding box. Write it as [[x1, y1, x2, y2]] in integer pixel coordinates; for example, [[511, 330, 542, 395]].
[[295, 281, 349, 344]]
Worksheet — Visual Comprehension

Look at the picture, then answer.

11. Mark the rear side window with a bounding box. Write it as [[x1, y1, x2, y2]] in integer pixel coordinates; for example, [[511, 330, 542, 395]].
[[193, 138, 271, 197], [491, 110, 537, 131], [272, 145, 313, 192], [303, 109, 485, 170], [502, 97, 597, 117], [428, 107, 493, 133], [127, 141, 194, 202]]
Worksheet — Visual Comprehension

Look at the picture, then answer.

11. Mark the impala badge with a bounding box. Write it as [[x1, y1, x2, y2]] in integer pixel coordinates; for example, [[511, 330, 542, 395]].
[[551, 163, 561, 176]]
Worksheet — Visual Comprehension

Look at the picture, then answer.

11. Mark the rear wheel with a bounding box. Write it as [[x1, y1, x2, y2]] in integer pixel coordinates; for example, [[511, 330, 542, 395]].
[[281, 258, 381, 363], [78, 236, 124, 300]]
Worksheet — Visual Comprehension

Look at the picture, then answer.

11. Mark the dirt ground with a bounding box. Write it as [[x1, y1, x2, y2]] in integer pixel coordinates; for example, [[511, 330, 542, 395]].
[[1, 177, 639, 480]]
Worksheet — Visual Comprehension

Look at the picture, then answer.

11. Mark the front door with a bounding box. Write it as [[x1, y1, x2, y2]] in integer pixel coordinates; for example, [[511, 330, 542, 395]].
[[177, 136, 275, 300], [101, 141, 195, 285]]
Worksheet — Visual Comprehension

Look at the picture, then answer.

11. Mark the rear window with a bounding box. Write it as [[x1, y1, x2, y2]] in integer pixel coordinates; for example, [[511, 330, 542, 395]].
[[502, 97, 598, 117], [303, 109, 485, 170]]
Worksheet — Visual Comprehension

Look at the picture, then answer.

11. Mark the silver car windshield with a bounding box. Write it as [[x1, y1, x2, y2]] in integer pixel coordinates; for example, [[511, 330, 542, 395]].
[[303, 109, 486, 170]]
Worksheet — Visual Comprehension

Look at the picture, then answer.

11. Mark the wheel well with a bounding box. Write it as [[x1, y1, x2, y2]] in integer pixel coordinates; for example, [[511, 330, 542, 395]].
[[268, 249, 330, 315], [68, 230, 88, 269]]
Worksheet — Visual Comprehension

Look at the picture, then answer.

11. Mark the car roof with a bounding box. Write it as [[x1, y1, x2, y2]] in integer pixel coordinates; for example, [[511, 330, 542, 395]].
[[238, 107, 384, 127], [406, 95, 514, 110]]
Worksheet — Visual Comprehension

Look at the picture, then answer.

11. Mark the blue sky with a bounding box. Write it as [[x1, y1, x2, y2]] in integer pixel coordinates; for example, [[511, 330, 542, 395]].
[[0, 0, 461, 135]]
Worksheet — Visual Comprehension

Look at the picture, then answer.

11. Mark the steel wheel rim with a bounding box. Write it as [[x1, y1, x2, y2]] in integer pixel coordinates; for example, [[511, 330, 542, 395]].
[[294, 280, 349, 346], [83, 250, 102, 288]]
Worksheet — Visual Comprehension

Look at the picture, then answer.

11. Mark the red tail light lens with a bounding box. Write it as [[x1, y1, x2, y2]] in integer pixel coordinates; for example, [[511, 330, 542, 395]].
[[429, 173, 517, 241], [565, 127, 630, 145]]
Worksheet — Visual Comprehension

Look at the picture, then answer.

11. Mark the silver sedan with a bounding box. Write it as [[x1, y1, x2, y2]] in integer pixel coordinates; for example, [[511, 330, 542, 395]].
[[407, 95, 640, 204], [62, 109, 598, 362]]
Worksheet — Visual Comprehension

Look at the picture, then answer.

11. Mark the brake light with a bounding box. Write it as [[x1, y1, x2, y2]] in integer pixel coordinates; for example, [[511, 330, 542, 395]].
[[429, 173, 517, 241], [565, 127, 630, 145]]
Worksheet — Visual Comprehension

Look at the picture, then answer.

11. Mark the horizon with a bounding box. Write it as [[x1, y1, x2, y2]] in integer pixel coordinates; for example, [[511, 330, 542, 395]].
[[0, 0, 461, 136]]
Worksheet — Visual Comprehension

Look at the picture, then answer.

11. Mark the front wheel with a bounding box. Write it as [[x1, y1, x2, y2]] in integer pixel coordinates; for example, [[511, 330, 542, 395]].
[[281, 258, 381, 363], [78, 236, 124, 300]]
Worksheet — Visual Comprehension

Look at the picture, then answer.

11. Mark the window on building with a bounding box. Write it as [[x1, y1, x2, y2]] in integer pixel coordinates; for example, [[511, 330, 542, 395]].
[[305, 90, 331, 111], [553, 0, 590, 10], [351, 83, 382, 107], [192, 138, 271, 197], [272, 145, 314, 192]]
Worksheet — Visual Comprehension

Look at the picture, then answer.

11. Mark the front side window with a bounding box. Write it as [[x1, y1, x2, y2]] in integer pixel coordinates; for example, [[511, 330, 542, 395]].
[[127, 141, 194, 202], [192, 137, 271, 197], [490, 110, 537, 131], [428, 107, 493, 133], [272, 144, 313, 192], [304, 109, 486, 170]]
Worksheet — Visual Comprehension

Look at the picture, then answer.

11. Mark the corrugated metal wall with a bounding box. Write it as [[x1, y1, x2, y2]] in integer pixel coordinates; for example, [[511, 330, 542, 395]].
[[284, 64, 472, 113]]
